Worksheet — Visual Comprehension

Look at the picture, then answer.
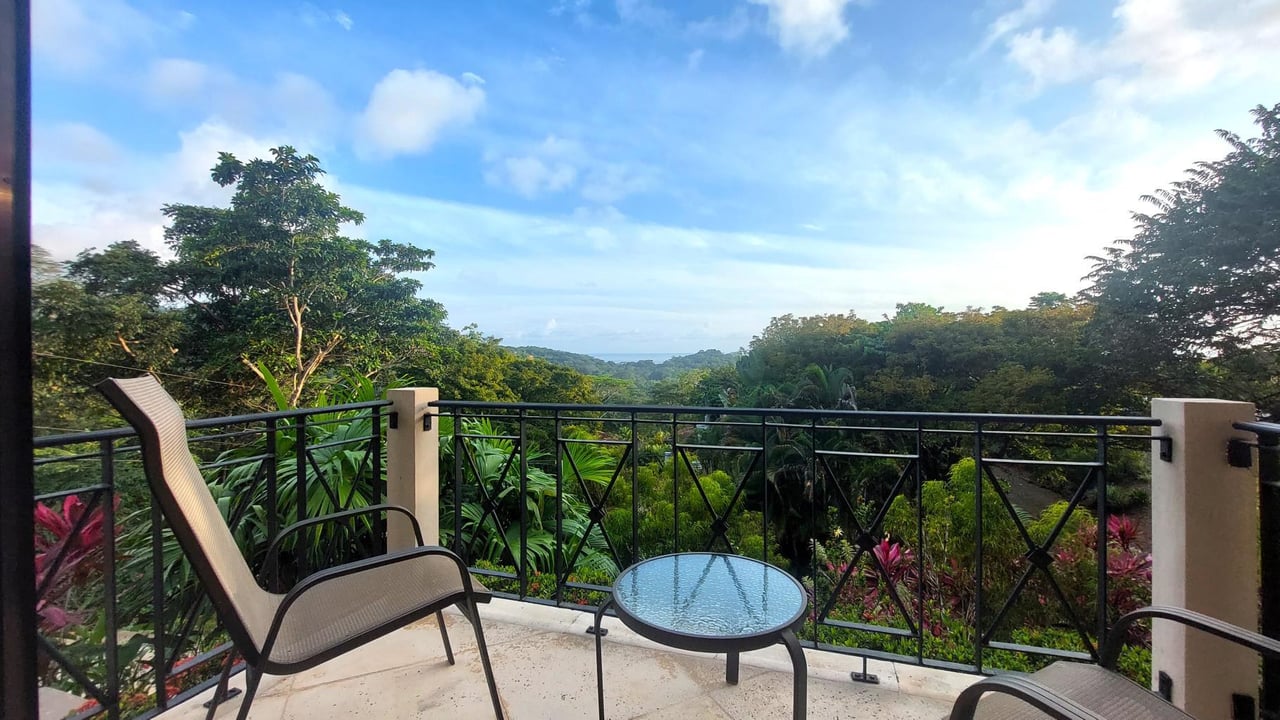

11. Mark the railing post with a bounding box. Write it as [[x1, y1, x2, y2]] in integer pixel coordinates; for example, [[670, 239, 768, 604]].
[[1150, 398, 1258, 718], [1258, 430, 1280, 718], [386, 388, 440, 550]]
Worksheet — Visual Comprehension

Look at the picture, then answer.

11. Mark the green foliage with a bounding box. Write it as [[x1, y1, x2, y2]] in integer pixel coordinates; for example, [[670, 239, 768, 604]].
[[33, 244, 184, 431], [508, 346, 741, 390], [730, 301, 1120, 416], [441, 417, 618, 577], [412, 329, 602, 404], [1086, 103, 1280, 415]]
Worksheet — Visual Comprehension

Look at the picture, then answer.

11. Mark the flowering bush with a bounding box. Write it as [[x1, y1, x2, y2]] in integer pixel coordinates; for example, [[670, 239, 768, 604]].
[[803, 457, 1153, 681]]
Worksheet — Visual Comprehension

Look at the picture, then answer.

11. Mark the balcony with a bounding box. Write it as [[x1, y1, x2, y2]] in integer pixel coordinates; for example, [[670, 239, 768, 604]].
[[132, 599, 964, 720], [29, 393, 1278, 719]]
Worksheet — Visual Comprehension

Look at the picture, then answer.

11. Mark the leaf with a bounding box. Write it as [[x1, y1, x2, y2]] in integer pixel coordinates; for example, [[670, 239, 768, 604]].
[[257, 361, 291, 411]]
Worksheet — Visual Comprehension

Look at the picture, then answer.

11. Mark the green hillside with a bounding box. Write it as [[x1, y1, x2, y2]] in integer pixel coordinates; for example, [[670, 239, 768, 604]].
[[506, 347, 740, 384]]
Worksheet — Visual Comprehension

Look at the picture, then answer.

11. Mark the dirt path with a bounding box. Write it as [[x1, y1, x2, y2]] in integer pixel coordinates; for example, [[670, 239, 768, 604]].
[[990, 466, 1153, 550]]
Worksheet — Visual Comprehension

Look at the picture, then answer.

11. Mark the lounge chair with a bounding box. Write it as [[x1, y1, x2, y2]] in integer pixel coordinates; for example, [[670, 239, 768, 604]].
[[97, 376, 504, 719], [947, 606, 1280, 719]]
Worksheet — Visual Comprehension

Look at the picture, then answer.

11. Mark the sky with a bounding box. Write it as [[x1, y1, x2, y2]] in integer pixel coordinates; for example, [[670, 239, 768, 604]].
[[31, 0, 1280, 356]]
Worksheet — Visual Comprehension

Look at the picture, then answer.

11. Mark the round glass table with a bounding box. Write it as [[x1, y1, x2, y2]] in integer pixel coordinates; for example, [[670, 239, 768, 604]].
[[593, 553, 809, 719]]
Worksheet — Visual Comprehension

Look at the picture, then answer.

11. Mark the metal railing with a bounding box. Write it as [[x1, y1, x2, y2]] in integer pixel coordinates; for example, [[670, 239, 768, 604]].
[[434, 401, 1164, 676], [1230, 420, 1280, 718], [31, 400, 390, 720]]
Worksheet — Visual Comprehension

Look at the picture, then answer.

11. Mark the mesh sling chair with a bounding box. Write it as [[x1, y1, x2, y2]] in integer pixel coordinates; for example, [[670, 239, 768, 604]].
[[97, 376, 505, 720], [946, 605, 1280, 719]]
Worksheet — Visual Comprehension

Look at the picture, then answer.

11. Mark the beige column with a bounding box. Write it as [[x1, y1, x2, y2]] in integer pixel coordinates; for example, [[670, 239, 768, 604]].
[[1150, 398, 1258, 718], [386, 387, 440, 549]]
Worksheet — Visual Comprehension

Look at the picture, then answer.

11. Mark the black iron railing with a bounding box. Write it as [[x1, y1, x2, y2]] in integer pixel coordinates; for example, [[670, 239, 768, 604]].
[[31, 400, 390, 720], [1230, 420, 1280, 718], [434, 401, 1164, 676]]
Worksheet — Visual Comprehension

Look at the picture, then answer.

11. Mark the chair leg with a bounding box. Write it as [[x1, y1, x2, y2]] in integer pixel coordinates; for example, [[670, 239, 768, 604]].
[[465, 596, 505, 720], [205, 652, 237, 720], [234, 667, 262, 720], [437, 610, 456, 665]]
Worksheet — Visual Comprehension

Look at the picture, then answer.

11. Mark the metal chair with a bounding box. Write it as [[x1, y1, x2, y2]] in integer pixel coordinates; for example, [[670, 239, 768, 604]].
[[98, 376, 504, 720], [947, 606, 1280, 719]]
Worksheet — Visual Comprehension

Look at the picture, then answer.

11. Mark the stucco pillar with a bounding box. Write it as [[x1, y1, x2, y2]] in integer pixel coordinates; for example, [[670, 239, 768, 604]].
[[1150, 398, 1258, 718], [386, 387, 440, 550]]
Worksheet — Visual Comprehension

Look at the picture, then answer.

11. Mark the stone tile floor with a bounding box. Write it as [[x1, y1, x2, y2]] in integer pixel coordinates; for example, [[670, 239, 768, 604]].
[[159, 599, 977, 719]]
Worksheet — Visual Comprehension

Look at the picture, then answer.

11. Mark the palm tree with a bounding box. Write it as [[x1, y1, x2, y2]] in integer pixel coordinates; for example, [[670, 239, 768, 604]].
[[795, 364, 857, 409]]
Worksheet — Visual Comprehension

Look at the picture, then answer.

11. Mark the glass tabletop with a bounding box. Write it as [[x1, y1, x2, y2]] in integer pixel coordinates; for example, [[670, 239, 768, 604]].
[[612, 553, 806, 639]]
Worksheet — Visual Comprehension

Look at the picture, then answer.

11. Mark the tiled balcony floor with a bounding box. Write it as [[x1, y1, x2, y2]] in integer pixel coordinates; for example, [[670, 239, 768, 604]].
[[160, 600, 976, 719]]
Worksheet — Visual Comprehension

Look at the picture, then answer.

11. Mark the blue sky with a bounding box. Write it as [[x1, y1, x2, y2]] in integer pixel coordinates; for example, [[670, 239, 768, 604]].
[[31, 0, 1280, 355]]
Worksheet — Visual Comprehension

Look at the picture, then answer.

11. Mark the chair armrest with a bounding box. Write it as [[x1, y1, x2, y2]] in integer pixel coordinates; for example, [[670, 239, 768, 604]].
[[948, 674, 1109, 720], [260, 504, 424, 583], [260, 545, 481, 662], [1100, 605, 1280, 669]]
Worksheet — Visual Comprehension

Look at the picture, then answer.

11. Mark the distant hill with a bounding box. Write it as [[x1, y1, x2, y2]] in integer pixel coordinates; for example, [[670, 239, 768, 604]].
[[506, 346, 740, 384]]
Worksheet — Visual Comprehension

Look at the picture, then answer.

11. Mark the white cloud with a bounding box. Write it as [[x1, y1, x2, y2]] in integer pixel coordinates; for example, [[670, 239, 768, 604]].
[[485, 135, 583, 197], [299, 4, 354, 31], [1003, 0, 1280, 101], [461, 72, 487, 86], [34, 120, 280, 260], [615, 0, 670, 26], [687, 49, 705, 70], [142, 60, 341, 148], [36, 123, 123, 166], [1006, 27, 1088, 89], [356, 69, 485, 159], [145, 57, 227, 102], [485, 135, 654, 204], [34, 0, 157, 73], [748, 0, 864, 58], [498, 156, 579, 198], [581, 163, 654, 204], [977, 0, 1054, 54]]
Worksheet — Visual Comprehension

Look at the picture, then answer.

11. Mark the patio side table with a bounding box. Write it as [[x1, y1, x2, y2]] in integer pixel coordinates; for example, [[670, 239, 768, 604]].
[[593, 552, 809, 720]]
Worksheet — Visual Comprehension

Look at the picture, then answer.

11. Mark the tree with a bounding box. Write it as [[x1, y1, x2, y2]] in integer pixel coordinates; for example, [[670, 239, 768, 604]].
[[1085, 103, 1280, 411], [33, 243, 183, 430], [795, 364, 857, 409], [162, 147, 444, 407], [1028, 292, 1070, 310]]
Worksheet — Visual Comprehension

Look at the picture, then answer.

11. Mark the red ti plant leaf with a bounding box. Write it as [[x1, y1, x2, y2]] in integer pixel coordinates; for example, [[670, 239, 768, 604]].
[[33, 494, 119, 634], [1106, 515, 1139, 552]]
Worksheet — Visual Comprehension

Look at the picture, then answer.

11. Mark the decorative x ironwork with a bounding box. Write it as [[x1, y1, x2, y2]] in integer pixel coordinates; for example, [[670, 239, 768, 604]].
[[979, 460, 1103, 659], [458, 437, 521, 569], [815, 454, 920, 637], [676, 444, 763, 553], [558, 442, 631, 587]]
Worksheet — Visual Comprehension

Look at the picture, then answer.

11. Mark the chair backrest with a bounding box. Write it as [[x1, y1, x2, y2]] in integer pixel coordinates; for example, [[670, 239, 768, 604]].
[[97, 376, 278, 660]]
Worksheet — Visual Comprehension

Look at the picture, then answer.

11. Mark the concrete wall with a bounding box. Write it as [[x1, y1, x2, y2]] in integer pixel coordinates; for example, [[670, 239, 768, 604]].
[[1151, 398, 1259, 718]]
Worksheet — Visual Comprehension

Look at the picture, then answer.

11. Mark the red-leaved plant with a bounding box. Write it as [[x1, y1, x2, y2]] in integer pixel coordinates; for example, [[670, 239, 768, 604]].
[[34, 494, 119, 633]]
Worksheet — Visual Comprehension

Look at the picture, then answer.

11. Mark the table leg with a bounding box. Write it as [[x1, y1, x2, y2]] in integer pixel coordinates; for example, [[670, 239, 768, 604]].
[[594, 598, 613, 720], [726, 651, 739, 685], [780, 630, 807, 720]]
